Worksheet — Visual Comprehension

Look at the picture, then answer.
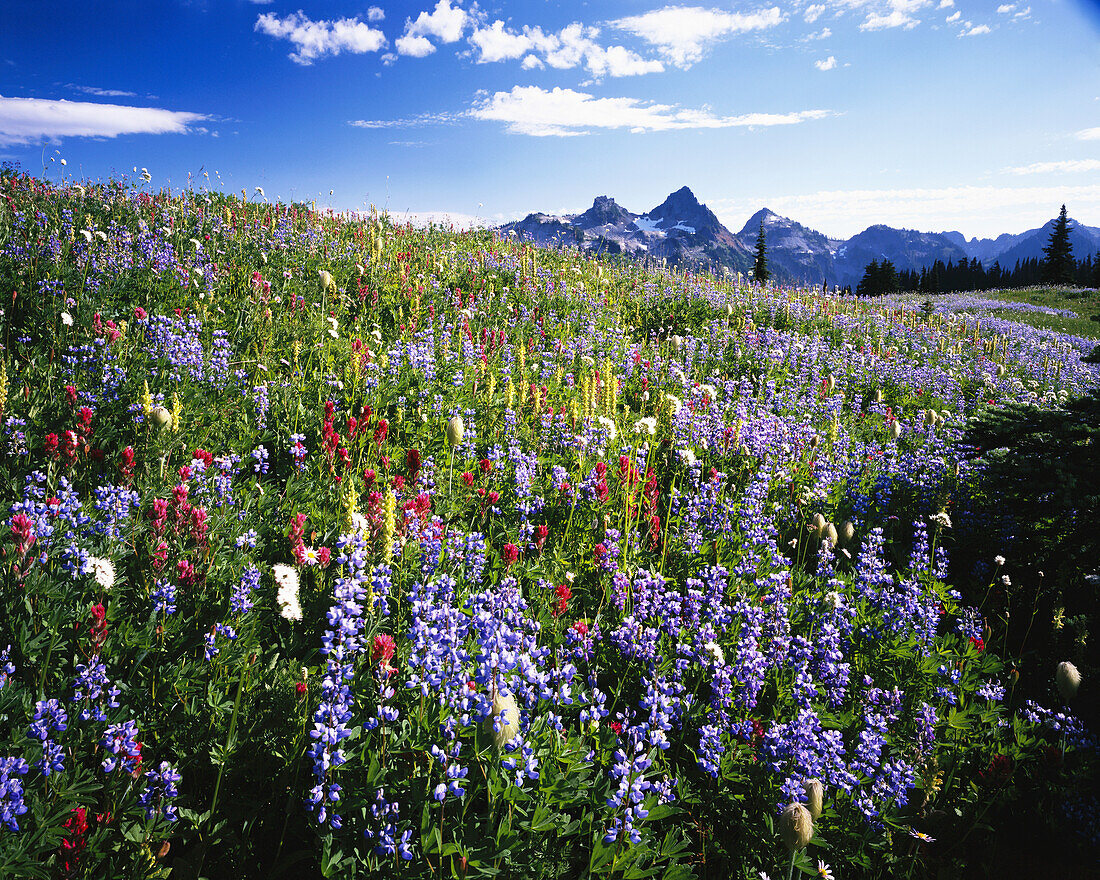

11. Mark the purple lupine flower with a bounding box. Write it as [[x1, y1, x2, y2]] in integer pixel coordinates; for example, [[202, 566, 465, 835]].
[[140, 762, 182, 822]]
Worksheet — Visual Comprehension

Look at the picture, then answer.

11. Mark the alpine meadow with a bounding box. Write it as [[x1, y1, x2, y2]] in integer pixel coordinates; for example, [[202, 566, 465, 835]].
[[3, 0, 1100, 877]]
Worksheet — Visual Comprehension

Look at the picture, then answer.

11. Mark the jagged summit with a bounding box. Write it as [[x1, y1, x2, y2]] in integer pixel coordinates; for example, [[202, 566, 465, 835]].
[[572, 195, 635, 230]]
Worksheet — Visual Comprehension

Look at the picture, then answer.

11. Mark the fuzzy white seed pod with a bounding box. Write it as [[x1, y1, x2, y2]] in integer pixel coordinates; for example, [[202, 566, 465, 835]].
[[823, 522, 839, 548], [804, 779, 824, 820], [446, 414, 465, 445], [485, 691, 521, 751], [150, 405, 172, 429], [780, 802, 814, 852], [810, 513, 827, 539], [890, 421, 903, 440], [1056, 661, 1082, 701], [838, 520, 856, 547], [318, 270, 337, 294]]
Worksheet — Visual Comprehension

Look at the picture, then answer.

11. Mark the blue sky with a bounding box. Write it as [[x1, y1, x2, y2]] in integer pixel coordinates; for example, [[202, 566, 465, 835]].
[[3, 0, 1099, 239]]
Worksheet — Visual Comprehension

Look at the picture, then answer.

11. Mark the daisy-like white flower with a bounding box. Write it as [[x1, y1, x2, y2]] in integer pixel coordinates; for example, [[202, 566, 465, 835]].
[[908, 828, 935, 844], [816, 861, 834, 880], [301, 547, 320, 566], [85, 556, 115, 590]]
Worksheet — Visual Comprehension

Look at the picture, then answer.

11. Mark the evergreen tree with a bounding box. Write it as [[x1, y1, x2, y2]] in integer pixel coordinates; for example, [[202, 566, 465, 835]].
[[753, 220, 769, 284], [1041, 204, 1075, 285]]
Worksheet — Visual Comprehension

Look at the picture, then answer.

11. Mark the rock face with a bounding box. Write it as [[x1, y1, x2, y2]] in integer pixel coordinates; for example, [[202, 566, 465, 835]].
[[499, 190, 1100, 286]]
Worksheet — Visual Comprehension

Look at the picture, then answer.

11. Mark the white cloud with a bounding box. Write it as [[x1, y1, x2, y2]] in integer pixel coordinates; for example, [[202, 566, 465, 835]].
[[804, 4, 826, 23], [469, 85, 830, 136], [856, 0, 930, 31], [468, 21, 536, 62], [396, 34, 436, 56], [367, 6, 385, 22], [611, 5, 784, 68], [804, 26, 832, 40], [402, 0, 468, 46], [0, 95, 207, 146], [255, 11, 387, 64], [815, 56, 838, 70], [715, 184, 1100, 239], [521, 54, 543, 70], [938, 0, 954, 7], [349, 111, 458, 129], [962, 24, 991, 35], [996, 4, 1014, 12], [1004, 159, 1100, 175], [468, 21, 662, 77], [70, 85, 137, 98], [1076, 127, 1100, 141], [946, 11, 961, 22]]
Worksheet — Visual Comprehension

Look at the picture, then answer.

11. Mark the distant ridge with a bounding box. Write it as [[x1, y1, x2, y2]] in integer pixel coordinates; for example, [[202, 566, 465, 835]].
[[499, 189, 1099, 287]]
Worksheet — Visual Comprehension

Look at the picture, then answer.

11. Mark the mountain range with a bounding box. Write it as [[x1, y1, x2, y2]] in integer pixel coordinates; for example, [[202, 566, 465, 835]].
[[499, 187, 1100, 288]]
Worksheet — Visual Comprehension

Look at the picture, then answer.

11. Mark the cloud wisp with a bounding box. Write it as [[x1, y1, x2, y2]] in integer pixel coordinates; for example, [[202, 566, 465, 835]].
[[0, 95, 208, 146], [468, 85, 830, 136], [611, 6, 784, 68]]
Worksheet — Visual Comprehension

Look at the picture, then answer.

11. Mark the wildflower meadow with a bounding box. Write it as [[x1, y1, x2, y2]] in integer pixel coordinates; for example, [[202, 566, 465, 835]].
[[0, 167, 1096, 878]]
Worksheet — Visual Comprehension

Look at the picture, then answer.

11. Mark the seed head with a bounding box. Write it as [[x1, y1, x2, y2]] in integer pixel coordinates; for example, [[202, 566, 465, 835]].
[[485, 690, 521, 752], [446, 414, 465, 445], [804, 779, 824, 820], [780, 802, 814, 852], [1056, 661, 1081, 701]]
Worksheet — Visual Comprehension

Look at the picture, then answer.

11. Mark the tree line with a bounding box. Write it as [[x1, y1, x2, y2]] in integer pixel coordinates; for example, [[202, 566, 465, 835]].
[[854, 205, 1100, 296]]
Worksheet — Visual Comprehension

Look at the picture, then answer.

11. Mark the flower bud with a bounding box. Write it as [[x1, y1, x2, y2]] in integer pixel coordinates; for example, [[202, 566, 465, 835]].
[[318, 269, 336, 294], [804, 779, 824, 820], [780, 802, 814, 852], [446, 414, 465, 445], [1056, 661, 1081, 701]]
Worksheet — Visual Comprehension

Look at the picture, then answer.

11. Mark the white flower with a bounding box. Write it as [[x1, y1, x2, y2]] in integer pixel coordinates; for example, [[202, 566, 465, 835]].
[[633, 416, 657, 436], [94, 230, 107, 242], [327, 316, 339, 338], [596, 416, 618, 441], [79, 229, 93, 243], [663, 393, 682, 414], [254, 186, 265, 198], [816, 860, 835, 880], [994, 555, 1006, 566], [678, 448, 697, 467], [140, 168, 151, 182], [273, 564, 302, 622], [698, 383, 718, 402], [580, 355, 596, 368], [61, 311, 73, 326], [85, 556, 115, 590], [1001, 574, 1011, 586], [703, 641, 725, 666], [930, 511, 952, 529]]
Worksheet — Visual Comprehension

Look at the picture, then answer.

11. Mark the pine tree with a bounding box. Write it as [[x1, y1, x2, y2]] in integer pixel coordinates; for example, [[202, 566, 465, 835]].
[[1041, 204, 1075, 285], [753, 220, 769, 284]]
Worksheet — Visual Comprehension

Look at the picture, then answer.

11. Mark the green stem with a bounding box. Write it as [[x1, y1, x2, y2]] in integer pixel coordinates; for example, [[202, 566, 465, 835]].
[[196, 661, 249, 877]]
